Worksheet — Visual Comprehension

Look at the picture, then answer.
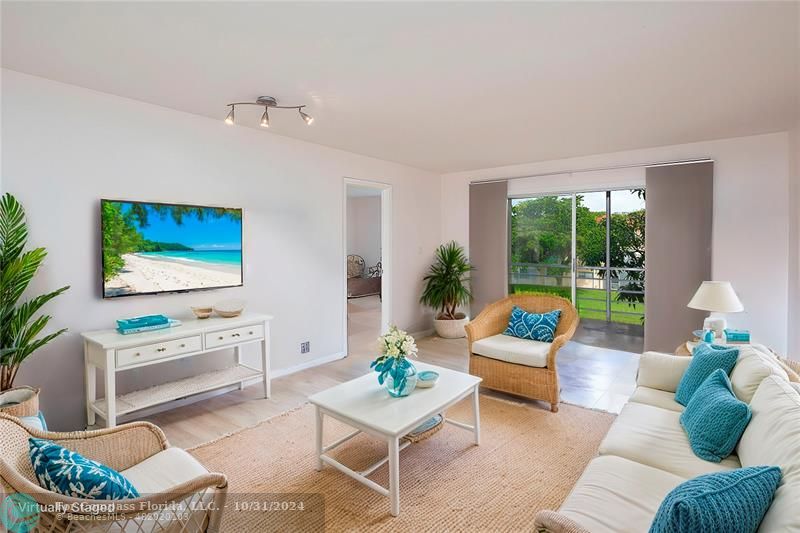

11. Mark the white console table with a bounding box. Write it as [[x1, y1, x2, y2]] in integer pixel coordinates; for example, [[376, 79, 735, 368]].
[[82, 312, 272, 428]]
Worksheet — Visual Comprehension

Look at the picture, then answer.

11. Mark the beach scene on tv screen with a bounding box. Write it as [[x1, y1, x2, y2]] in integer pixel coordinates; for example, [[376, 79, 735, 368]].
[[102, 201, 242, 297]]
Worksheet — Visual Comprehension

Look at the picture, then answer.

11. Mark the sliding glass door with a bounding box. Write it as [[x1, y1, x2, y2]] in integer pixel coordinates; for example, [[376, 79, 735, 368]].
[[509, 189, 645, 325]]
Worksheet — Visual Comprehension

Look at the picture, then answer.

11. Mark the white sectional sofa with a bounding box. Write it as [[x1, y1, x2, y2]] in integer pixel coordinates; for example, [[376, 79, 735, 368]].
[[534, 344, 800, 533]]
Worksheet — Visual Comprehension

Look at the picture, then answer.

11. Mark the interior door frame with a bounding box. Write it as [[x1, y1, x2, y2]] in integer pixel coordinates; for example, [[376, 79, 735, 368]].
[[342, 177, 392, 357]]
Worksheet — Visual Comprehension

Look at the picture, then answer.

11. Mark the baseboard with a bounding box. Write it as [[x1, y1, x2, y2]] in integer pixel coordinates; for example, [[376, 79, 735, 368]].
[[271, 351, 347, 378]]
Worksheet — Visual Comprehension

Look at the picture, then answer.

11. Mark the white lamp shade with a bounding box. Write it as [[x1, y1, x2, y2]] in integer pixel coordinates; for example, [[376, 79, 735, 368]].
[[687, 281, 744, 313]]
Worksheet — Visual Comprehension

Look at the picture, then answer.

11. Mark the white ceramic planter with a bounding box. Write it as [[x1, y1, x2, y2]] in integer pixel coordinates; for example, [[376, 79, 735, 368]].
[[433, 314, 469, 339]]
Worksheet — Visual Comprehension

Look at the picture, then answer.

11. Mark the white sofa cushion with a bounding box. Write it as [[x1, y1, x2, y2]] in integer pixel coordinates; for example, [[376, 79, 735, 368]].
[[559, 455, 685, 533], [628, 386, 684, 412], [598, 402, 741, 479], [737, 376, 800, 532], [636, 352, 692, 393], [471, 334, 549, 368], [121, 447, 209, 494], [729, 344, 788, 404]]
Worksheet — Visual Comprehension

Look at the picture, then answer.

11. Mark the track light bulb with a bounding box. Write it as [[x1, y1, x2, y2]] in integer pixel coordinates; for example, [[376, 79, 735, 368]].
[[224, 106, 235, 125], [299, 109, 314, 125], [260, 107, 270, 128]]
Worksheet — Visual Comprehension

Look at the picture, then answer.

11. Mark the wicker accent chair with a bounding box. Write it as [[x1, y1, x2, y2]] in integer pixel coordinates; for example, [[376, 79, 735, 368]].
[[465, 294, 579, 412], [0, 413, 227, 532]]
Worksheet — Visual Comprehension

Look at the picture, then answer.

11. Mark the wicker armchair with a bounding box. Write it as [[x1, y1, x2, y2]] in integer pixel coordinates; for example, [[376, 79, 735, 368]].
[[465, 294, 579, 412], [0, 413, 227, 532]]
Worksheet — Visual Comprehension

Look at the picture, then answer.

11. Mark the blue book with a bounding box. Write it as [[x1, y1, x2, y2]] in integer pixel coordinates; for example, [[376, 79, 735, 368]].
[[117, 315, 169, 330], [117, 323, 171, 335], [724, 329, 750, 342], [116, 319, 181, 335]]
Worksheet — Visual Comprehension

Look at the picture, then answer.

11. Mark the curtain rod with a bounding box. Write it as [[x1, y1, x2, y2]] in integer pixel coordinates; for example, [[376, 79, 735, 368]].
[[467, 157, 714, 185]]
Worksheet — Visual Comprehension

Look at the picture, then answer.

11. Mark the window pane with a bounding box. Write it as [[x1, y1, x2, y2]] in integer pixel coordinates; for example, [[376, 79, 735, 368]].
[[509, 195, 573, 301], [575, 191, 608, 319], [610, 189, 645, 324]]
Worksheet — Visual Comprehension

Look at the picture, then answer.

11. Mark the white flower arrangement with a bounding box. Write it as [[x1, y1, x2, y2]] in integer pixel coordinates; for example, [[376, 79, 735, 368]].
[[377, 326, 418, 360], [371, 326, 418, 389]]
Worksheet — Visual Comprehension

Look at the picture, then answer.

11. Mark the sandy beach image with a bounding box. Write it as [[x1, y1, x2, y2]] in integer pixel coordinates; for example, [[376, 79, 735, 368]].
[[102, 201, 242, 297], [105, 253, 241, 297]]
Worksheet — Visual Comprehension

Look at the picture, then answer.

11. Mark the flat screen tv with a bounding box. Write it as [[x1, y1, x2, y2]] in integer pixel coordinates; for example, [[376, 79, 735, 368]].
[[101, 200, 243, 298]]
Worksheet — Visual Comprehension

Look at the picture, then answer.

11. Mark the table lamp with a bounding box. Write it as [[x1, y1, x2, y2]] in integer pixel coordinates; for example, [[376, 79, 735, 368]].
[[687, 281, 744, 337]]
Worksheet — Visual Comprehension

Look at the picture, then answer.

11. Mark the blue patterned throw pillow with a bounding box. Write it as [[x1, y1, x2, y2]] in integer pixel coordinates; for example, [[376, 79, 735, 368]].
[[680, 369, 751, 462], [29, 438, 139, 500], [675, 343, 739, 406], [649, 466, 781, 533], [503, 306, 561, 342]]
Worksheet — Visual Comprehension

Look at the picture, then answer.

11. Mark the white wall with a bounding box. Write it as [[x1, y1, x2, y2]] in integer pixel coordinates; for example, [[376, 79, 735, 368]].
[[507, 166, 645, 197], [1, 70, 441, 430], [346, 195, 381, 268], [442, 132, 793, 355]]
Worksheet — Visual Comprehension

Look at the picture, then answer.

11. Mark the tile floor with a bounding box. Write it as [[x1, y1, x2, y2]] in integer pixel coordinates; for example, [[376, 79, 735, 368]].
[[348, 295, 640, 414]]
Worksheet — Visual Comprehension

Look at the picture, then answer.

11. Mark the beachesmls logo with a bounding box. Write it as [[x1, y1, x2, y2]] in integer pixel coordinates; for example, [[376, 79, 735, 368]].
[[0, 493, 39, 533]]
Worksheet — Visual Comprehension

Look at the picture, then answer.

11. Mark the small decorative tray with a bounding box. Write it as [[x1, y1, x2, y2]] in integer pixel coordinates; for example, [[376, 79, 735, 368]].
[[417, 370, 440, 388]]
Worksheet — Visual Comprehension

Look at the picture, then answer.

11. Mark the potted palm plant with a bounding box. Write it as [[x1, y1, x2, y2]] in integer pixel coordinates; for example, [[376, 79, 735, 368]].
[[0, 193, 69, 416], [420, 241, 474, 339]]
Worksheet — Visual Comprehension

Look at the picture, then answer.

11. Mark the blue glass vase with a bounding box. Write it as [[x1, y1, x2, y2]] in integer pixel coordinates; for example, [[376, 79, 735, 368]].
[[384, 359, 418, 397]]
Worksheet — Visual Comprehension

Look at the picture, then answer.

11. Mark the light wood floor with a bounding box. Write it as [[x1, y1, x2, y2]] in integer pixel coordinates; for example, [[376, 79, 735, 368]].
[[145, 296, 638, 448]]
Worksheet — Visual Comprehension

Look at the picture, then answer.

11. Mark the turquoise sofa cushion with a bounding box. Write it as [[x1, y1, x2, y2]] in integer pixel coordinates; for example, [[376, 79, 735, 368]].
[[675, 343, 739, 406], [503, 306, 561, 342], [29, 438, 139, 499], [649, 466, 781, 533], [680, 369, 751, 462]]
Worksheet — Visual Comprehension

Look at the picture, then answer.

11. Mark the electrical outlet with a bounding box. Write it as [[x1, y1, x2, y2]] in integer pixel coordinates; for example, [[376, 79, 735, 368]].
[[300, 341, 310, 354]]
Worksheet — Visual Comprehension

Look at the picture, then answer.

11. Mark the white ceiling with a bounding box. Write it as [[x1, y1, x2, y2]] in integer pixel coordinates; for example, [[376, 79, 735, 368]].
[[2, 2, 798, 173]]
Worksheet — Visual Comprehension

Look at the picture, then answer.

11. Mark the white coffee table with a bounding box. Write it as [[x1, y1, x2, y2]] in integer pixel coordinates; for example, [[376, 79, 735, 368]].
[[309, 361, 481, 516]]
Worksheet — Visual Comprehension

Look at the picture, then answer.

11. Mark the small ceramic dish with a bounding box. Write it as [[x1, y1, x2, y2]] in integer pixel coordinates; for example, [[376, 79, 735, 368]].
[[191, 306, 213, 319], [416, 370, 440, 388], [214, 299, 245, 318]]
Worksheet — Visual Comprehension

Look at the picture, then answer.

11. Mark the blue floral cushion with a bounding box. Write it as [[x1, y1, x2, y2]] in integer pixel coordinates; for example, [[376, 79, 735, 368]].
[[649, 466, 781, 533], [503, 306, 561, 342], [680, 369, 751, 462], [29, 438, 139, 500], [675, 343, 739, 406]]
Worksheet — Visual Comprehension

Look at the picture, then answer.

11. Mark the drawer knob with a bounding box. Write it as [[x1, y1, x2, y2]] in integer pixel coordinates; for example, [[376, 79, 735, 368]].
[[156, 347, 166, 352], [232, 333, 240, 337], [179, 344, 186, 348], [248, 331, 254, 335], [218, 336, 224, 340], [134, 352, 141, 357]]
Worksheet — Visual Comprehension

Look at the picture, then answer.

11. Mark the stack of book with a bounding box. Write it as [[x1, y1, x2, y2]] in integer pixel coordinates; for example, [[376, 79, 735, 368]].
[[724, 328, 750, 344], [116, 315, 180, 335]]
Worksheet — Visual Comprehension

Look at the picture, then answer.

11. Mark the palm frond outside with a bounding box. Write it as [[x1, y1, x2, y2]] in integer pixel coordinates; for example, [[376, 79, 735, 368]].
[[0, 193, 70, 391], [420, 241, 474, 320]]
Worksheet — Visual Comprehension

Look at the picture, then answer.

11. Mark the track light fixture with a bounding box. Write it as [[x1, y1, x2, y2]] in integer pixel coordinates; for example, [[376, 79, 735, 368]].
[[224, 96, 313, 127], [299, 109, 314, 125]]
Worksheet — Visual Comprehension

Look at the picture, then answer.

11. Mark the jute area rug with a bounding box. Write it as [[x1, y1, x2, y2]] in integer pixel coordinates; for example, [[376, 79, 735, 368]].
[[190, 395, 615, 532]]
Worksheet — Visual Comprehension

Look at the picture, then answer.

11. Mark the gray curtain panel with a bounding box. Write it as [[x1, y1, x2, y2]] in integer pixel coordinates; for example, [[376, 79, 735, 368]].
[[469, 180, 509, 318], [644, 162, 713, 352]]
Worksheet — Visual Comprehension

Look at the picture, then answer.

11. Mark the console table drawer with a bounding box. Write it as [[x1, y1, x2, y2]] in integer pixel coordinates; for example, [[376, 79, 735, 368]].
[[206, 324, 264, 349], [117, 336, 202, 367]]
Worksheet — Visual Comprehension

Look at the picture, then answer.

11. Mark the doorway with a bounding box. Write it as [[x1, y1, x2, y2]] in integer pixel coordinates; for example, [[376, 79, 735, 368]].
[[508, 188, 645, 352], [343, 179, 392, 358]]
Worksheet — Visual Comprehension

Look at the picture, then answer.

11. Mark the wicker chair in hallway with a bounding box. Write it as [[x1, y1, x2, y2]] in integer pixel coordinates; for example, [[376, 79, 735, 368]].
[[0, 413, 228, 532], [465, 294, 579, 412]]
